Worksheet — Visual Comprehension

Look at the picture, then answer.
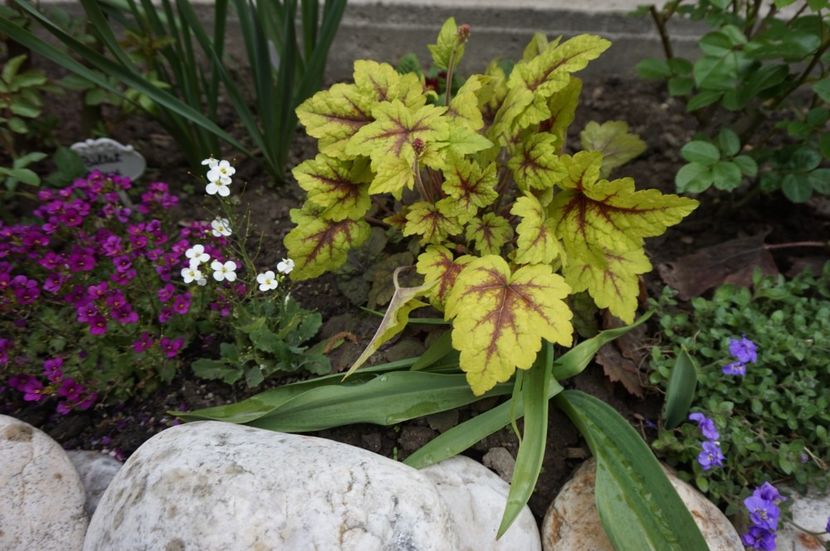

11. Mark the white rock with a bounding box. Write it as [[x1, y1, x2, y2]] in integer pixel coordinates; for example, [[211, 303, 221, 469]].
[[67, 451, 123, 516], [421, 455, 541, 551], [84, 421, 458, 551], [778, 490, 830, 551], [542, 459, 743, 551], [0, 414, 87, 551]]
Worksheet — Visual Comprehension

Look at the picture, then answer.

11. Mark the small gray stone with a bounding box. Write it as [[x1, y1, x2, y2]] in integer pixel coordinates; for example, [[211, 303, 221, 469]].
[[482, 447, 516, 482], [542, 459, 743, 551], [778, 489, 830, 550], [84, 422, 458, 550], [0, 415, 87, 551], [67, 451, 122, 516], [421, 456, 541, 550]]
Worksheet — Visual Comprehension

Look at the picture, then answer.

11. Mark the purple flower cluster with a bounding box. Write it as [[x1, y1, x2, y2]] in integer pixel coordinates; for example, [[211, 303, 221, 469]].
[[722, 336, 758, 376], [741, 482, 784, 551], [688, 412, 724, 471], [0, 171, 228, 414]]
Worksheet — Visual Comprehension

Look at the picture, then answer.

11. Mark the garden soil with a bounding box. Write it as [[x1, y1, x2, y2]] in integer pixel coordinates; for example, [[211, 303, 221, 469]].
[[3, 75, 829, 521]]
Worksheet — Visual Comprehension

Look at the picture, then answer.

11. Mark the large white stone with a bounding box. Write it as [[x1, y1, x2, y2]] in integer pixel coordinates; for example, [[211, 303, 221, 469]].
[[84, 421, 458, 550], [0, 414, 87, 551], [421, 455, 541, 551], [67, 451, 123, 516], [778, 490, 830, 550], [542, 459, 743, 551]]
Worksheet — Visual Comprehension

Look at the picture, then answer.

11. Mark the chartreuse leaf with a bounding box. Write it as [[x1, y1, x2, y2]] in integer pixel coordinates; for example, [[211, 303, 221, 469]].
[[478, 60, 508, 122], [508, 133, 566, 190], [405, 315, 649, 470], [498, 342, 555, 537], [347, 100, 448, 196], [285, 207, 371, 280], [562, 246, 651, 323], [557, 390, 708, 551], [448, 75, 484, 130], [439, 124, 494, 159], [445, 256, 573, 395], [521, 33, 554, 62], [345, 268, 435, 377], [404, 199, 465, 245], [579, 120, 647, 177], [292, 154, 372, 221], [353, 59, 426, 108], [663, 349, 698, 429], [492, 35, 610, 139], [428, 17, 465, 70], [511, 194, 564, 265], [542, 76, 582, 147], [296, 82, 375, 159], [416, 245, 474, 308], [466, 213, 513, 256], [551, 152, 696, 321], [441, 154, 498, 216]]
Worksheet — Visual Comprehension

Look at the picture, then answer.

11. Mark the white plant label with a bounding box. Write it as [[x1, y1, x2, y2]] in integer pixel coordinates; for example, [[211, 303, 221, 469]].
[[70, 138, 146, 180]]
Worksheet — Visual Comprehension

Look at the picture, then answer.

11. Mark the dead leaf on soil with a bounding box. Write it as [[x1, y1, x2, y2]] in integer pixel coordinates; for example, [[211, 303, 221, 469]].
[[658, 233, 779, 299], [595, 342, 644, 398]]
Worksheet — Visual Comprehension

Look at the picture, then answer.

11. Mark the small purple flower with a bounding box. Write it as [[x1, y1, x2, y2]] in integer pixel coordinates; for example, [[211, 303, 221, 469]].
[[112, 255, 132, 273], [745, 494, 780, 531], [688, 412, 720, 441], [87, 282, 109, 300], [697, 440, 725, 471], [159, 336, 184, 358], [111, 269, 137, 286], [722, 361, 746, 376], [88, 316, 108, 336], [172, 293, 191, 315], [57, 378, 84, 402], [729, 336, 757, 364], [825, 515, 829, 533], [133, 332, 154, 353], [742, 526, 776, 551], [15, 376, 45, 402], [43, 357, 64, 382], [158, 307, 173, 324], [755, 482, 783, 504], [157, 284, 175, 303]]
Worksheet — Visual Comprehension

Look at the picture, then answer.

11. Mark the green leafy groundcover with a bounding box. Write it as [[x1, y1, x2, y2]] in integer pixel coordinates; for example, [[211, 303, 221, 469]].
[[650, 264, 830, 515]]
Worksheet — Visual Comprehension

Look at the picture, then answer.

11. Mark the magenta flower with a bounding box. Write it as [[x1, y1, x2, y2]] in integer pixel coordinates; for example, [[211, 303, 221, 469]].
[[158, 307, 173, 324], [88, 316, 108, 336], [159, 336, 184, 358], [43, 357, 64, 382], [172, 293, 191, 315], [17, 376, 45, 402], [113, 255, 133, 273], [157, 284, 175, 303], [133, 332, 154, 353]]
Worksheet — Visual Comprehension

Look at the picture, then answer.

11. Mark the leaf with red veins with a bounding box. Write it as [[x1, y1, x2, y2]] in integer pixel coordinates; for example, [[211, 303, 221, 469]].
[[550, 151, 699, 255], [296, 83, 375, 159], [442, 155, 498, 217], [284, 208, 371, 280], [511, 194, 563, 265], [445, 256, 573, 395], [508, 133, 567, 191], [416, 245, 474, 309], [466, 213, 513, 256], [292, 154, 372, 221], [403, 199, 465, 245], [353, 60, 426, 108]]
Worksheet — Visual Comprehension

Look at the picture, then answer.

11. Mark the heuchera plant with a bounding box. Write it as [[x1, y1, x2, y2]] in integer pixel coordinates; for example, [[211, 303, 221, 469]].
[[286, 19, 696, 395], [183, 21, 709, 546]]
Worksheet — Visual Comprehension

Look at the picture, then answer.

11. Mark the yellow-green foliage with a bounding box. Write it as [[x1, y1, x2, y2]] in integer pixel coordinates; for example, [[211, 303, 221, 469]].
[[287, 23, 697, 394]]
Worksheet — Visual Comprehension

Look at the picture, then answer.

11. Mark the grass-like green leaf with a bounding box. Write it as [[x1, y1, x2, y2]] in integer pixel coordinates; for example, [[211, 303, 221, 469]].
[[662, 349, 698, 429], [556, 390, 708, 551], [497, 342, 558, 537]]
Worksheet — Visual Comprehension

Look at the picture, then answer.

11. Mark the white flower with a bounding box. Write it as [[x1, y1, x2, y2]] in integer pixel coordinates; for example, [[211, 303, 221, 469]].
[[205, 180, 231, 197], [196, 276, 208, 286], [211, 218, 232, 237], [181, 266, 203, 284], [185, 244, 210, 267], [208, 160, 236, 182], [276, 257, 295, 274], [256, 270, 278, 291], [211, 260, 237, 282], [201, 156, 219, 169]]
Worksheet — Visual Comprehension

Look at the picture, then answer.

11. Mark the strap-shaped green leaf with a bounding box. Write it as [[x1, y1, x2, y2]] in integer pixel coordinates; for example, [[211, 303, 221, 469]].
[[556, 390, 708, 551], [663, 349, 698, 429], [497, 342, 558, 537]]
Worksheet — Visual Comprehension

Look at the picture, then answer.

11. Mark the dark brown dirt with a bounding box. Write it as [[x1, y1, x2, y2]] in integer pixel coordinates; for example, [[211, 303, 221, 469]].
[[2, 72, 828, 522]]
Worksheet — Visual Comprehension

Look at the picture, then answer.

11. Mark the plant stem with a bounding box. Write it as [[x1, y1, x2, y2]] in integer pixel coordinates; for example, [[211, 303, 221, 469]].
[[413, 157, 432, 202], [444, 48, 457, 106], [649, 5, 674, 60], [764, 241, 829, 251]]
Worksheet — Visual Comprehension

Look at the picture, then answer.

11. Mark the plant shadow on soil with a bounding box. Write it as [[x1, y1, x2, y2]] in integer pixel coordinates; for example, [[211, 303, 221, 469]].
[[2, 74, 828, 522]]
